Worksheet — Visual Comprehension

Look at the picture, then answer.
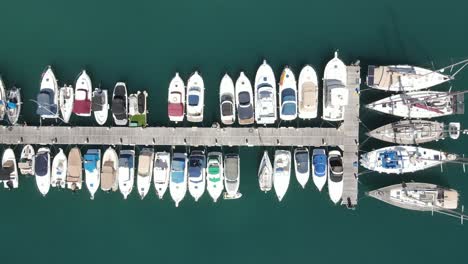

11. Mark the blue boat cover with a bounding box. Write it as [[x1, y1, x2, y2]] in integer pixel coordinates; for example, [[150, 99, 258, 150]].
[[35, 153, 48, 177], [238, 91, 250, 105], [171, 158, 186, 183], [36, 89, 57, 116], [84, 154, 99, 172], [120, 154, 134, 169], [281, 102, 296, 116], [313, 154, 327, 177], [188, 94, 199, 106], [296, 152, 309, 174], [7, 102, 16, 109], [281, 88, 296, 102], [379, 151, 401, 169], [189, 158, 202, 177]]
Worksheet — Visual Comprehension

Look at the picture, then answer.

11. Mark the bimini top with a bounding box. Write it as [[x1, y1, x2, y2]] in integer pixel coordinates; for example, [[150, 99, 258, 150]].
[[189, 155, 204, 182], [313, 154, 327, 177], [171, 157, 185, 183], [112, 97, 126, 119], [92, 91, 106, 111], [34, 153, 49, 177], [282, 88, 297, 116], [36, 89, 57, 116], [295, 152, 309, 174], [238, 92, 253, 120], [329, 155, 343, 182], [379, 151, 402, 169], [221, 94, 234, 116], [84, 153, 99, 172]]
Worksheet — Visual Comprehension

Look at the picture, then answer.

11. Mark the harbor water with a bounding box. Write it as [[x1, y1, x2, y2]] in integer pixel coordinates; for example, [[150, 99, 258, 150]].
[[1, 0, 468, 263]]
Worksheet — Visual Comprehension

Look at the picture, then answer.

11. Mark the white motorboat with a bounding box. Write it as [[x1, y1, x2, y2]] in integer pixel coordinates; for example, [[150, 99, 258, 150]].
[[170, 152, 188, 207], [298, 65, 318, 119], [206, 151, 224, 202], [294, 148, 309, 188], [188, 150, 206, 202], [36, 66, 59, 119], [0, 77, 6, 120], [273, 150, 291, 202], [258, 150, 273, 192], [92, 88, 108, 125], [73, 70, 92, 117], [312, 148, 327, 191], [112, 82, 128, 126], [118, 149, 135, 199], [255, 60, 277, 124], [101, 147, 119, 192], [84, 149, 101, 200], [1, 148, 18, 189], [168, 73, 185, 122], [223, 153, 241, 199], [153, 151, 170, 199], [128, 91, 148, 127], [219, 74, 236, 125], [59, 85, 74, 123], [137, 148, 154, 199], [6, 87, 21, 125], [235, 72, 254, 125], [366, 91, 465, 119], [18, 145, 35, 176], [34, 147, 51, 196], [51, 148, 67, 189], [186, 71, 204, 122], [279, 67, 297, 121], [67, 147, 82, 191], [323, 52, 348, 121], [328, 150, 344, 204]]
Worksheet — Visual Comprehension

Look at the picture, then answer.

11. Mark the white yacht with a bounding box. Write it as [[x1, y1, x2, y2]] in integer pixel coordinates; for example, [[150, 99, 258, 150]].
[[258, 150, 273, 192], [92, 88, 108, 125], [118, 149, 135, 199], [137, 148, 154, 200], [206, 152, 224, 202], [67, 147, 82, 191], [84, 149, 101, 200], [101, 147, 119, 192], [323, 52, 348, 121], [36, 66, 59, 119], [1, 148, 18, 189], [112, 82, 128, 126], [51, 148, 67, 189], [170, 152, 188, 207], [235, 72, 254, 125], [294, 148, 309, 188], [273, 150, 291, 202], [73, 70, 92, 117], [153, 151, 170, 199], [59, 85, 74, 123], [224, 154, 241, 199], [18, 145, 35, 176], [188, 150, 206, 202], [186, 71, 204, 122], [312, 148, 327, 191], [34, 147, 51, 196], [219, 74, 236, 125], [328, 150, 343, 204], [298, 65, 319, 119], [279, 67, 297, 121], [168, 73, 185, 122], [255, 60, 277, 124]]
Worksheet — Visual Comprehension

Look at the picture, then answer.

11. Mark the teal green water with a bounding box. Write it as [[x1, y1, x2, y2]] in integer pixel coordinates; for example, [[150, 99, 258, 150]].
[[1, 0, 468, 263]]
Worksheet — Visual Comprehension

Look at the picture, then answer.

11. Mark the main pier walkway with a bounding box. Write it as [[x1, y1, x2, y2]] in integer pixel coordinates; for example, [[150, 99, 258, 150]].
[[0, 66, 360, 208]]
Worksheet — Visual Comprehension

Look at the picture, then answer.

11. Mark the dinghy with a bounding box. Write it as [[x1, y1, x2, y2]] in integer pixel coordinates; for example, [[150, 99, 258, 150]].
[[219, 74, 236, 125], [294, 148, 310, 188], [92, 88, 108, 125], [258, 150, 273, 192], [59, 85, 74, 123], [1, 148, 18, 189], [312, 148, 327, 191], [186, 71, 205, 122], [6, 87, 21, 125], [224, 153, 242, 199], [170, 152, 188, 207], [323, 52, 348, 121], [128, 91, 148, 127], [279, 67, 298, 121], [0, 77, 6, 120], [101, 147, 119, 192], [36, 66, 59, 119], [119, 149, 135, 199], [273, 150, 291, 202], [328, 150, 344, 204], [18, 145, 35, 176], [168, 73, 185, 122], [51, 148, 67, 189], [67, 147, 82, 191], [34, 147, 51, 196], [137, 148, 154, 199], [206, 152, 224, 202], [255, 60, 277, 124], [84, 149, 101, 200], [112, 82, 128, 126], [298, 65, 318, 119], [235, 72, 254, 125], [153, 151, 170, 199], [73, 70, 92, 116], [188, 150, 206, 202]]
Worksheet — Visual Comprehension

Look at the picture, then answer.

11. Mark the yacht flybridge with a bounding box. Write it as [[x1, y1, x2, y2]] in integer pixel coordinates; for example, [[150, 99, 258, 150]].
[[323, 52, 348, 121], [254, 60, 277, 124]]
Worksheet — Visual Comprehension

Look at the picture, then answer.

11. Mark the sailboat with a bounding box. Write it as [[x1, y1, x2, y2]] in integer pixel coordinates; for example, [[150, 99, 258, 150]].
[[188, 150, 206, 202], [51, 148, 67, 189], [258, 150, 273, 192], [92, 88, 108, 125], [59, 85, 74, 123], [186, 71, 205, 122], [34, 147, 51, 196], [101, 147, 119, 192], [73, 70, 92, 117], [323, 52, 348, 121], [118, 149, 135, 199], [67, 147, 82, 191], [236, 72, 255, 125], [206, 152, 224, 202], [366, 91, 465, 119], [84, 149, 101, 200], [360, 146, 458, 174], [223, 153, 242, 199], [328, 150, 343, 204], [6, 87, 21, 125], [279, 67, 297, 121], [36, 66, 59, 119], [168, 73, 185, 122], [153, 151, 170, 199], [294, 148, 310, 188], [170, 152, 188, 207], [255, 60, 277, 124], [0, 77, 6, 120], [312, 148, 327, 192], [18, 145, 35, 176], [219, 74, 236, 125], [1, 148, 18, 189], [273, 150, 291, 202], [137, 148, 154, 199], [298, 65, 319, 119], [112, 82, 128, 126]]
